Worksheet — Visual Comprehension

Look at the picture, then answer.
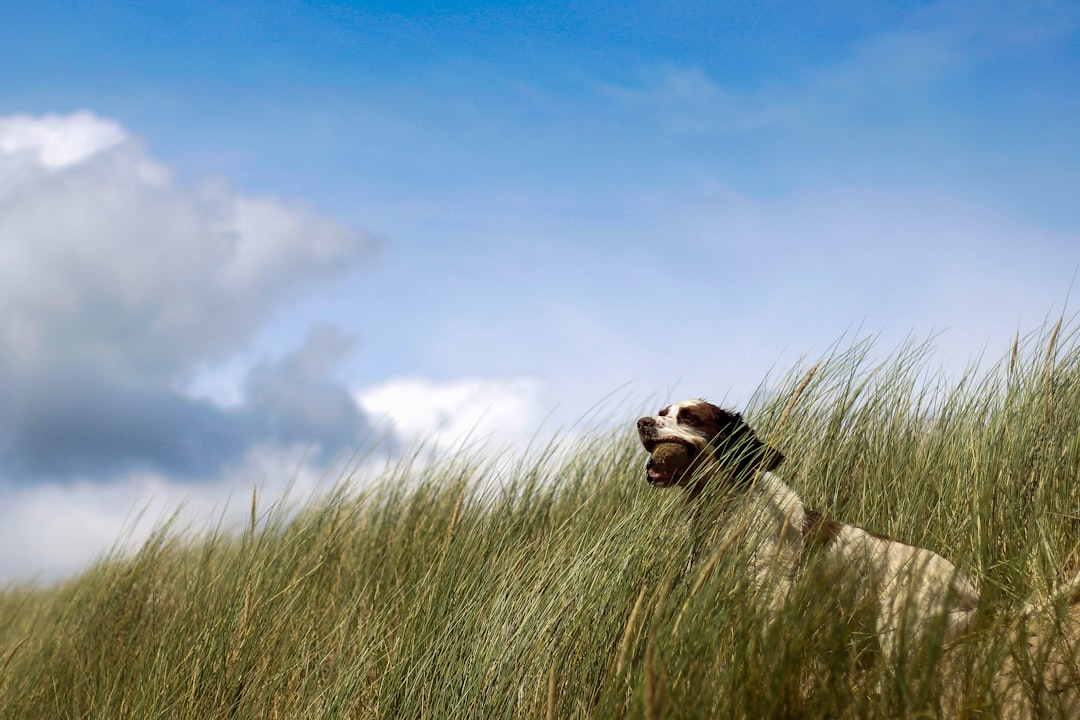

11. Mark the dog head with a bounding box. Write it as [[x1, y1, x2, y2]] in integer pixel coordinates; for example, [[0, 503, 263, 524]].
[[636, 399, 784, 491]]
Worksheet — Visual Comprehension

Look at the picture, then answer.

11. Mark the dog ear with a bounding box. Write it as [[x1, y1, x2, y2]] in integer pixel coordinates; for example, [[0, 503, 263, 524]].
[[737, 425, 785, 475], [761, 444, 785, 471], [709, 408, 785, 478]]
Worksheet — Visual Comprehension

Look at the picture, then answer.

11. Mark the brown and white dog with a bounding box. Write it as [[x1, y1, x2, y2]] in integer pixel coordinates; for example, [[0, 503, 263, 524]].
[[638, 397, 1080, 708], [637, 398, 983, 659]]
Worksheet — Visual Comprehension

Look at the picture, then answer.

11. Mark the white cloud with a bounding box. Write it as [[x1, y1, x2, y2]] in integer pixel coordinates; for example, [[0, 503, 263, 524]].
[[357, 376, 547, 454], [0, 111, 376, 380], [0, 476, 177, 581], [0, 111, 127, 170], [0, 111, 381, 482], [0, 442, 373, 582]]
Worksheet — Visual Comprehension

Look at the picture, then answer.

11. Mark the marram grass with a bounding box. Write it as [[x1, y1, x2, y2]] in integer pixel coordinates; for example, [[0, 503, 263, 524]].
[[3, 327, 1080, 718]]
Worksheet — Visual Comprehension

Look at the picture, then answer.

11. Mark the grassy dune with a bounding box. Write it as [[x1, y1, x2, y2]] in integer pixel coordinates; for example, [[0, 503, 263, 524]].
[[2, 326, 1080, 718]]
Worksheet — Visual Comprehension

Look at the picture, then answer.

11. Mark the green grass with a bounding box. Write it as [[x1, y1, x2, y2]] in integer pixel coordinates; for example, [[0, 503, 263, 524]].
[[3, 325, 1080, 718]]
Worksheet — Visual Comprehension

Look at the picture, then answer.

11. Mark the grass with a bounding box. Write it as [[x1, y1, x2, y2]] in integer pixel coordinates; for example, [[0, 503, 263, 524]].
[[2, 324, 1080, 718]]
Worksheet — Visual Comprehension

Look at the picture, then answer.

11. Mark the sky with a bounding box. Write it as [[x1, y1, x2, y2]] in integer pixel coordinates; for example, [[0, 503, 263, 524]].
[[1, 0, 1078, 581]]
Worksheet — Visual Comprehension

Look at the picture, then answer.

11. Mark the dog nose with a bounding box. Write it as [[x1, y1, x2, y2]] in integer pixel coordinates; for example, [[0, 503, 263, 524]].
[[637, 417, 655, 431]]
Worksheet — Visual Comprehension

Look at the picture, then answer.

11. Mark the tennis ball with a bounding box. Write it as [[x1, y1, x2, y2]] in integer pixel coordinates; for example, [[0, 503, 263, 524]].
[[650, 441, 691, 474]]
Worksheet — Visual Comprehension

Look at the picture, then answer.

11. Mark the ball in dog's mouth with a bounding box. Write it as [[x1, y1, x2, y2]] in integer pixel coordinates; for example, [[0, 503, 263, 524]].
[[646, 441, 691, 487]]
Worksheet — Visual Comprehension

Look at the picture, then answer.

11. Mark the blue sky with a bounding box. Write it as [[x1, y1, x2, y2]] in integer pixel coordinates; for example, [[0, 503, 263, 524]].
[[1, 0, 1078, 580]]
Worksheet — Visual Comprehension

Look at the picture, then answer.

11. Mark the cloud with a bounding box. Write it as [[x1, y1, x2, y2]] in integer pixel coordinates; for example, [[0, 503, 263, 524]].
[[0, 112, 378, 382], [0, 368, 250, 479], [0, 372, 552, 582], [357, 376, 546, 453], [0, 112, 380, 483], [246, 326, 374, 459], [0, 111, 127, 170], [0, 442, 355, 582]]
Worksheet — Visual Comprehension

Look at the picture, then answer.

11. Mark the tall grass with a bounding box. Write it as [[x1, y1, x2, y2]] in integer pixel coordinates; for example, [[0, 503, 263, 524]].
[[2, 326, 1080, 718]]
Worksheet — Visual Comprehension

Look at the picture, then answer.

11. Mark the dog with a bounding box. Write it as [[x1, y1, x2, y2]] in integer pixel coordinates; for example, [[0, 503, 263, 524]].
[[637, 398, 985, 660], [638, 397, 1080, 710]]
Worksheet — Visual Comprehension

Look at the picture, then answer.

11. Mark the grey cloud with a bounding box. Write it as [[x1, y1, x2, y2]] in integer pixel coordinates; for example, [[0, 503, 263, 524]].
[[245, 326, 375, 462], [0, 330, 376, 483], [0, 369, 252, 480]]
